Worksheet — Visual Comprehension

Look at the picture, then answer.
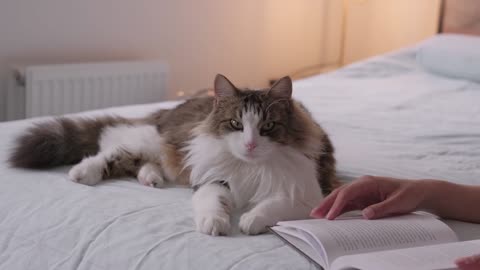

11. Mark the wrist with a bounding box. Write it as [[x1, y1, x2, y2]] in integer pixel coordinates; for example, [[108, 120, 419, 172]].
[[417, 179, 450, 213]]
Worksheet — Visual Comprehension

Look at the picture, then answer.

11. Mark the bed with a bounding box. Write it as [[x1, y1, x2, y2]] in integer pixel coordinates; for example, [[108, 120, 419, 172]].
[[2, 33, 480, 270]]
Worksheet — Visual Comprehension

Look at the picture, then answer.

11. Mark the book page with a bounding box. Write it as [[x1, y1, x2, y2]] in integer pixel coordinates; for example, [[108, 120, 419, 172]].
[[270, 227, 326, 268], [277, 213, 457, 267], [331, 239, 480, 270]]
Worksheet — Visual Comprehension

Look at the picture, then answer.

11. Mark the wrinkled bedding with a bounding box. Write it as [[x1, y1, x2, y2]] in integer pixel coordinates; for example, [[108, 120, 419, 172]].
[[294, 47, 480, 184], [1, 41, 480, 269]]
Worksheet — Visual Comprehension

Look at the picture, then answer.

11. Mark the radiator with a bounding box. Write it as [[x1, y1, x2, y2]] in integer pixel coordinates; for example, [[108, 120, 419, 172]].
[[6, 61, 168, 120]]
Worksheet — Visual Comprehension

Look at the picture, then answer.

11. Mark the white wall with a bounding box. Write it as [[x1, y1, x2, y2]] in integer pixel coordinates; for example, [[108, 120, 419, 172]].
[[0, 0, 331, 121], [0, 0, 441, 121], [343, 0, 441, 64]]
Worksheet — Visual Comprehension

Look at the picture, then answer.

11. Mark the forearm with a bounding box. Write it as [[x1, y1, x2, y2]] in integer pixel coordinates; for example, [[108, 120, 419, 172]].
[[420, 180, 480, 223]]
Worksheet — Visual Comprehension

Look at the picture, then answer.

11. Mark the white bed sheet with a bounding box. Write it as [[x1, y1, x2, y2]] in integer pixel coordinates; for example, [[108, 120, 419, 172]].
[[294, 47, 480, 185], [1, 42, 480, 270], [0, 101, 316, 270]]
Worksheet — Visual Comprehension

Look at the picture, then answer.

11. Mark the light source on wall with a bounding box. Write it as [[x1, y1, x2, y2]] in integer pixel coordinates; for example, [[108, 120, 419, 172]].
[[289, 0, 363, 80], [339, 0, 370, 65], [176, 90, 185, 97], [338, 0, 348, 66]]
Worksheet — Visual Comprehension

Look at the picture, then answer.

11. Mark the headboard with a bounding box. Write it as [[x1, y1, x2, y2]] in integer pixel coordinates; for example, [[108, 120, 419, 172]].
[[439, 0, 480, 35]]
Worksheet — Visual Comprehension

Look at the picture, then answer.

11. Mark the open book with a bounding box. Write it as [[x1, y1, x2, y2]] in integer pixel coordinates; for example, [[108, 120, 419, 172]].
[[270, 213, 480, 270]]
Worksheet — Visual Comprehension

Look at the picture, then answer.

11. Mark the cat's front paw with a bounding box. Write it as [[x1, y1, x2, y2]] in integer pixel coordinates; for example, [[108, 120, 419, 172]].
[[68, 157, 104, 186], [137, 163, 165, 188], [239, 211, 272, 235], [195, 211, 231, 236]]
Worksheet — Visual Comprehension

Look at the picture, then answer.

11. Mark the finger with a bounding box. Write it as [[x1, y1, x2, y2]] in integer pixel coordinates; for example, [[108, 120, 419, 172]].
[[362, 193, 405, 219], [323, 175, 383, 220], [325, 177, 381, 220], [326, 185, 362, 220], [310, 185, 347, 218], [335, 203, 362, 216], [455, 254, 480, 270]]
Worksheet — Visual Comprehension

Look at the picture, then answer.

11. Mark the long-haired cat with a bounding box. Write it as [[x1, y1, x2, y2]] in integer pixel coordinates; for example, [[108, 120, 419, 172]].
[[9, 74, 336, 235]]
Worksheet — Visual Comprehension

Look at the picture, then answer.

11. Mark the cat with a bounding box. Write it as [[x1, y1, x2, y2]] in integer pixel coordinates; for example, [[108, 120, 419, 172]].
[[9, 74, 336, 236]]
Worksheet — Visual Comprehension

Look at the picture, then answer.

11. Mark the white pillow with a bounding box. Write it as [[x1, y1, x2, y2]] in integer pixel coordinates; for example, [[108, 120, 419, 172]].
[[416, 34, 480, 82]]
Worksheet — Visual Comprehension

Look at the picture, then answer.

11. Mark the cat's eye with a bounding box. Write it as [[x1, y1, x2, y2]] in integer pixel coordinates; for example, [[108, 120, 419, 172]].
[[230, 119, 243, 130], [261, 122, 276, 132]]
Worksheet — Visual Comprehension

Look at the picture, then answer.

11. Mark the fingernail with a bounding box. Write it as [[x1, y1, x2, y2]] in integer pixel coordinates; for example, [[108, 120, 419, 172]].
[[326, 211, 334, 220], [363, 208, 375, 219]]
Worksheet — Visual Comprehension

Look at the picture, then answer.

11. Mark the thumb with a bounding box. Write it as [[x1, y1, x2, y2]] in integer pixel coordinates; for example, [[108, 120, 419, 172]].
[[362, 196, 401, 219]]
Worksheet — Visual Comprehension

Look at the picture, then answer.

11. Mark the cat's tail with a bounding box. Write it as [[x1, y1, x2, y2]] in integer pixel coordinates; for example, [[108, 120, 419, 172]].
[[8, 116, 131, 168]]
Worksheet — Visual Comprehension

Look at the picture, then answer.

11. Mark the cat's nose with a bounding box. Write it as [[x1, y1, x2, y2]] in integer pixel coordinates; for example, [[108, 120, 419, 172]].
[[245, 142, 257, 152]]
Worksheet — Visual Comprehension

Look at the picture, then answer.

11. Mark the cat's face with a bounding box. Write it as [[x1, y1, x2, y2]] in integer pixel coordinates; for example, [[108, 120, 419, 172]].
[[207, 75, 294, 163]]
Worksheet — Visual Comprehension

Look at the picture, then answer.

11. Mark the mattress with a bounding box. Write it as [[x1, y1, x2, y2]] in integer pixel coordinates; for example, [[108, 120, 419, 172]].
[[1, 43, 480, 269]]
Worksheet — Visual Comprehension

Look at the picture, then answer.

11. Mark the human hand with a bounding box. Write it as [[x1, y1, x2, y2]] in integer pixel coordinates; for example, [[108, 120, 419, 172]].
[[310, 175, 432, 220], [456, 254, 480, 270]]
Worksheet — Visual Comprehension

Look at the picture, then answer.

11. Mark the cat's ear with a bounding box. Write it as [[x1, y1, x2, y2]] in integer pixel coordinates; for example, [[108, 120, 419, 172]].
[[268, 76, 292, 99], [214, 74, 238, 98]]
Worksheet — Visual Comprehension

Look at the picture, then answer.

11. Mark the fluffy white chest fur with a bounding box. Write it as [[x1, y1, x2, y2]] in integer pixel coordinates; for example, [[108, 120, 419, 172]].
[[185, 133, 324, 210]]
